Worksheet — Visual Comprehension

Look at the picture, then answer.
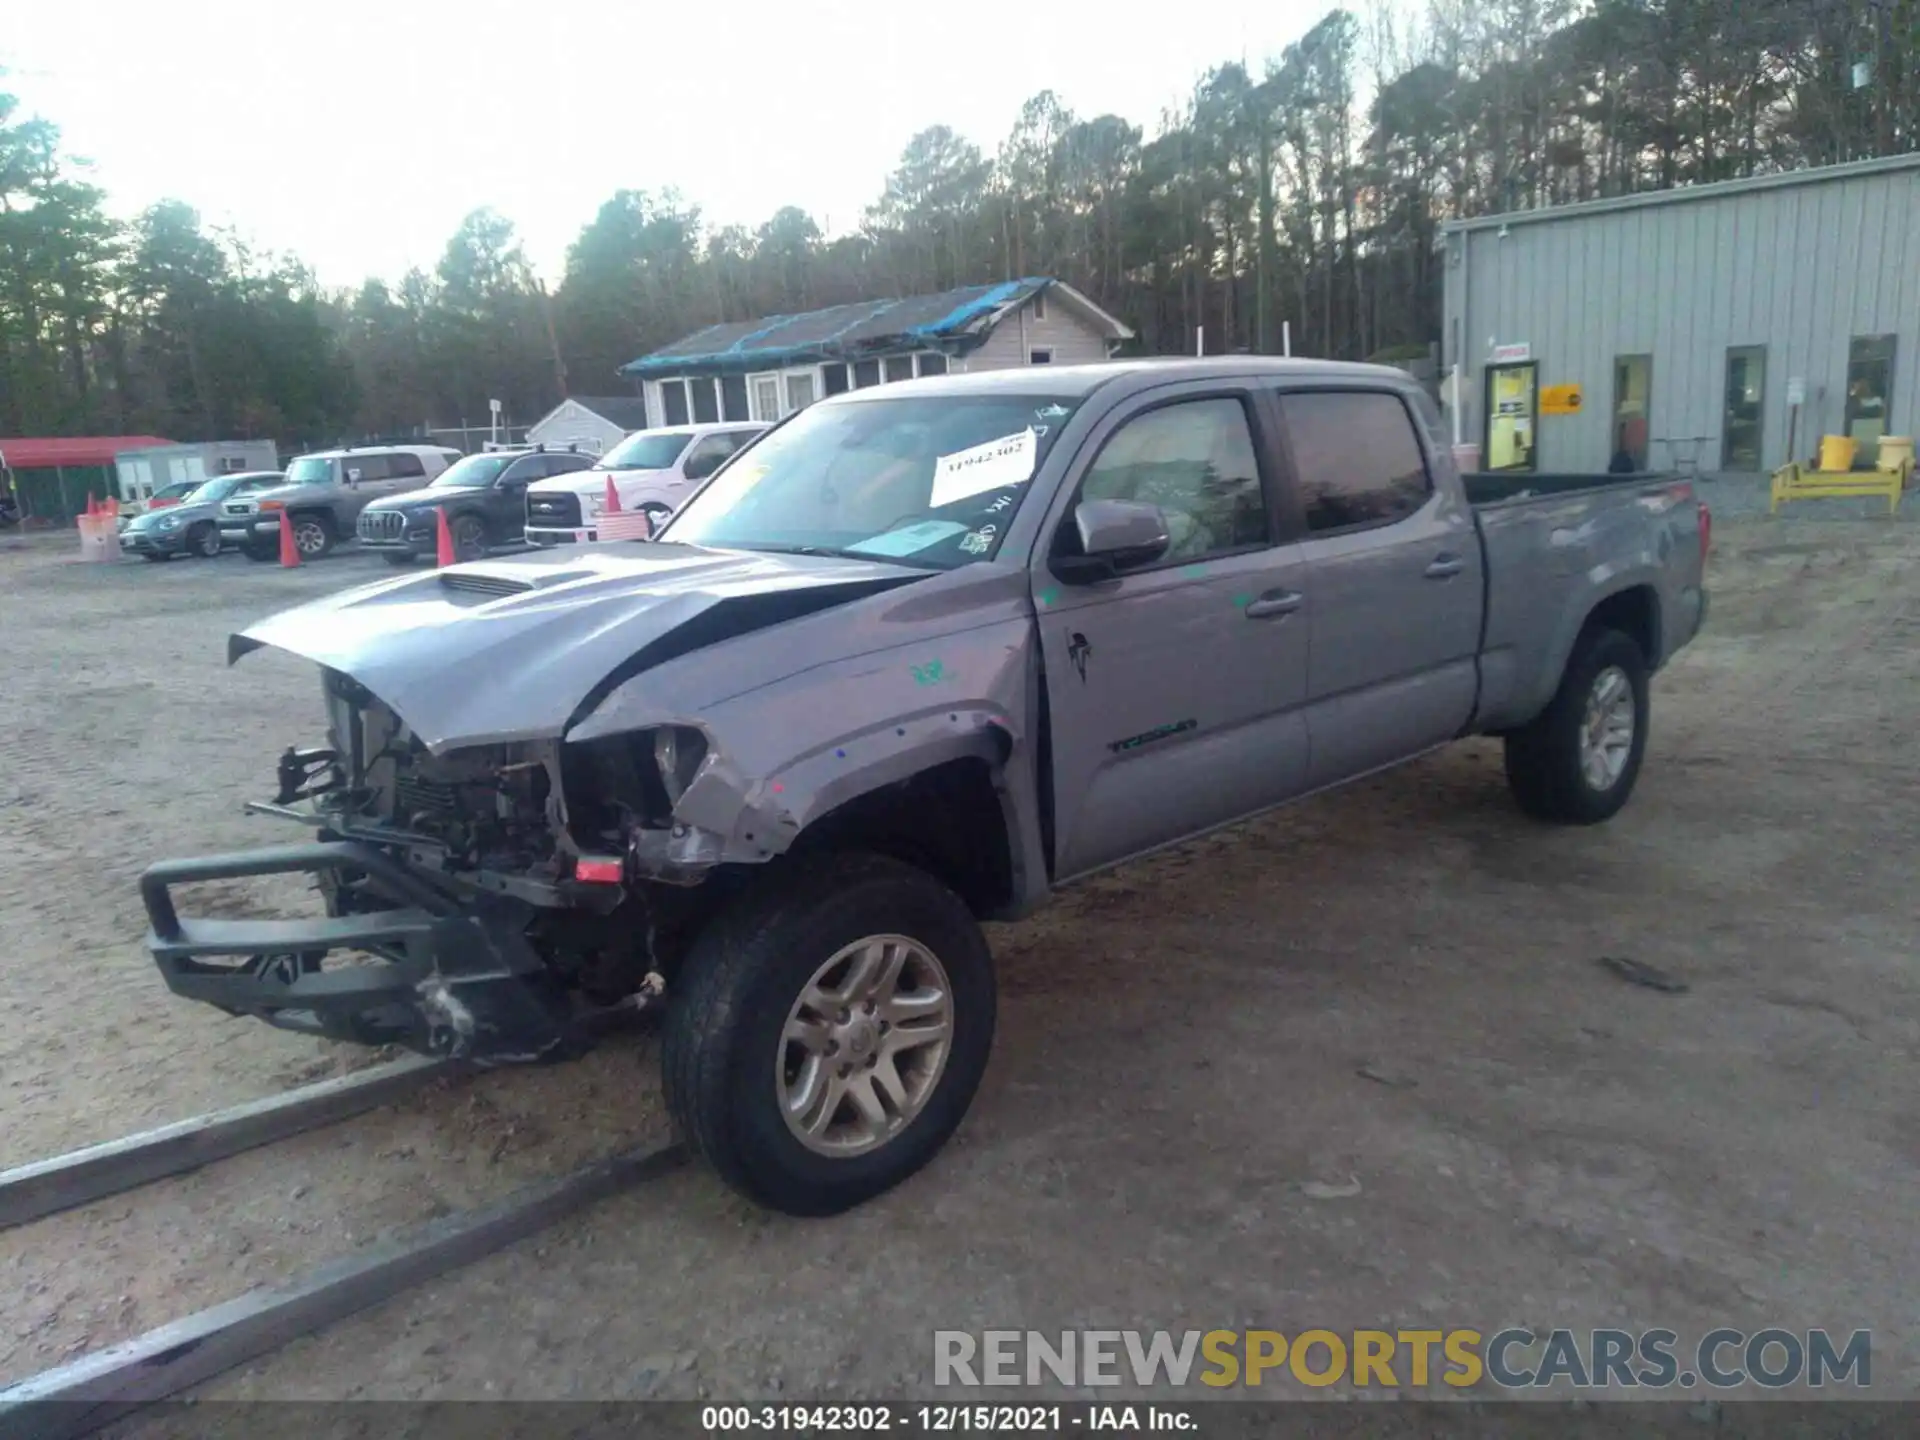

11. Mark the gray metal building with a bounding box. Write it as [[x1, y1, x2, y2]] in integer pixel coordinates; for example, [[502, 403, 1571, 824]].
[[1440, 153, 1920, 476]]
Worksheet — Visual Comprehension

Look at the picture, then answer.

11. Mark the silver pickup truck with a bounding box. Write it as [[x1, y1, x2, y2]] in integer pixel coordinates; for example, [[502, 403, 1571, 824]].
[[140, 358, 1708, 1215]]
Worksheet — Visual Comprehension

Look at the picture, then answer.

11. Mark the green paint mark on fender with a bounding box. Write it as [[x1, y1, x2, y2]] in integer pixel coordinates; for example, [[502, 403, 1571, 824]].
[[1036, 586, 1061, 608], [911, 660, 950, 686], [1181, 563, 1210, 579], [1232, 593, 1252, 609]]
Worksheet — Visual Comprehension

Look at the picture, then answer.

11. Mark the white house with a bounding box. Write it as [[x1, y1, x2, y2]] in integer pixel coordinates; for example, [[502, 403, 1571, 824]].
[[619, 277, 1133, 428], [115, 440, 280, 502], [524, 395, 652, 456]]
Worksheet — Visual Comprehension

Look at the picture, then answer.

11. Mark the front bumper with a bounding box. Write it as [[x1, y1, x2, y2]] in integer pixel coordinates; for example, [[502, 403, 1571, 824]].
[[526, 525, 594, 546], [121, 528, 189, 555], [141, 840, 574, 1062]]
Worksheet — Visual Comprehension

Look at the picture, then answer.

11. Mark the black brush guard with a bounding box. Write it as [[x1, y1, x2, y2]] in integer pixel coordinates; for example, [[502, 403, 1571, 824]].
[[141, 841, 574, 1062]]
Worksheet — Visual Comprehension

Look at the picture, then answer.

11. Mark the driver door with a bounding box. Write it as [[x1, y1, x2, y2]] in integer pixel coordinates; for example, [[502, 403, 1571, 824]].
[[1034, 388, 1314, 881]]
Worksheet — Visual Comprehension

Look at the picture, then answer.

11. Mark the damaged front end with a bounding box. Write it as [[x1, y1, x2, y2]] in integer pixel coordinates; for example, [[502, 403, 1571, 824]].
[[141, 668, 715, 1063]]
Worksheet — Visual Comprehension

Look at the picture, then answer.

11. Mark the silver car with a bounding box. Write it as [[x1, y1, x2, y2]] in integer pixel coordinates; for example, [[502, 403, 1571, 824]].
[[118, 472, 285, 561]]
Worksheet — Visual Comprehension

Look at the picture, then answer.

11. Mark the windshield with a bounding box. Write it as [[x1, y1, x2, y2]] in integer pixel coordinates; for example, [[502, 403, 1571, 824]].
[[431, 454, 513, 489], [184, 476, 241, 503], [284, 456, 334, 486], [663, 394, 1082, 568], [600, 431, 694, 471]]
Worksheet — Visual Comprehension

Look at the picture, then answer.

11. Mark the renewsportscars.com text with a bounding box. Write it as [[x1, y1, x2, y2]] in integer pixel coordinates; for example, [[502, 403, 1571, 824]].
[[933, 1328, 1871, 1391]]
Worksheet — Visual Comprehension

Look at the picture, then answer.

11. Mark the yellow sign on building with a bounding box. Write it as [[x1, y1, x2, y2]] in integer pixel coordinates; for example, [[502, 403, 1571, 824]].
[[1541, 384, 1584, 415]]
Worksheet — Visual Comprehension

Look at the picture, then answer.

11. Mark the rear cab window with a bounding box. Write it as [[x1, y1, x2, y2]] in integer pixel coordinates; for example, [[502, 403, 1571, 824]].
[[1273, 390, 1433, 533]]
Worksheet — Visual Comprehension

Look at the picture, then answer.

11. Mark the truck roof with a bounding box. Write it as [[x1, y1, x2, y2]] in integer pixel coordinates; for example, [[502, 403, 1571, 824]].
[[835, 356, 1413, 404]]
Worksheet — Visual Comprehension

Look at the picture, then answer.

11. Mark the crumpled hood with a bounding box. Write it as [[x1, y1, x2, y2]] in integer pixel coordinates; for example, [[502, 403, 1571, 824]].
[[230, 544, 927, 752]]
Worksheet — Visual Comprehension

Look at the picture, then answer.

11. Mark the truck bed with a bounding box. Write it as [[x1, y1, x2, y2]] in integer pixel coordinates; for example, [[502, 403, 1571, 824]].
[[1461, 470, 1681, 508]]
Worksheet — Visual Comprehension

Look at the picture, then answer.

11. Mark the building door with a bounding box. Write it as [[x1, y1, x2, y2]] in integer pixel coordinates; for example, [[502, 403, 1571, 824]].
[[1845, 335, 1896, 467], [1721, 347, 1767, 472], [1483, 362, 1538, 471], [1612, 355, 1652, 470]]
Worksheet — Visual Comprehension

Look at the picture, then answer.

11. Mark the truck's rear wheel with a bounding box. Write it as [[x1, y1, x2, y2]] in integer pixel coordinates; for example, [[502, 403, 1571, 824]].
[[662, 852, 995, 1216], [1504, 626, 1649, 824]]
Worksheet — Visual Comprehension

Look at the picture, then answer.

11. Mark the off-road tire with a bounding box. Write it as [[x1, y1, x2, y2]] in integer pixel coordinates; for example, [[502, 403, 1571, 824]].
[[662, 851, 996, 1216], [290, 512, 335, 559], [1504, 626, 1650, 825]]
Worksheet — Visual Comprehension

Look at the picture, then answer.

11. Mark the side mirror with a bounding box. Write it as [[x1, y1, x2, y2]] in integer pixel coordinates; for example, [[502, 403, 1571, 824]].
[[1052, 498, 1171, 584]]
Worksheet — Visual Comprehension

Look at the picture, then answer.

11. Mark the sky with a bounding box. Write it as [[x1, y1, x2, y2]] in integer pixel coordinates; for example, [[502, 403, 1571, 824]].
[[2, 0, 1341, 291]]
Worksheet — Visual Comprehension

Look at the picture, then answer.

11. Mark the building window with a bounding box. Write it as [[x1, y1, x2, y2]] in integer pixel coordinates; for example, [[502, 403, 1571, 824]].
[[750, 375, 781, 422], [1845, 335, 1896, 466], [660, 379, 690, 427], [721, 374, 750, 423], [822, 363, 850, 396], [1721, 347, 1766, 472], [917, 353, 948, 377], [1278, 391, 1433, 532], [784, 371, 816, 413], [883, 355, 915, 384], [853, 359, 881, 388], [1032, 290, 1046, 322], [1611, 355, 1652, 471], [1029, 348, 1053, 365], [691, 377, 719, 424]]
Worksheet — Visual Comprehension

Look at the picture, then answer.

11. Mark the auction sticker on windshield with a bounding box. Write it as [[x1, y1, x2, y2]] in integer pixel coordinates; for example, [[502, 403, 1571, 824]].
[[931, 428, 1037, 507], [846, 520, 971, 557]]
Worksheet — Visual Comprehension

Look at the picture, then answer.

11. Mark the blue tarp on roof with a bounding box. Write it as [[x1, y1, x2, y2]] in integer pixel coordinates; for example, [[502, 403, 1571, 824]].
[[619, 278, 1058, 377]]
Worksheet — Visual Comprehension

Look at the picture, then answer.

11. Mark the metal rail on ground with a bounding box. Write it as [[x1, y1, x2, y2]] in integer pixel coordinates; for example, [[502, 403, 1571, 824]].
[[0, 1056, 460, 1232], [0, 1140, 689, 1440]]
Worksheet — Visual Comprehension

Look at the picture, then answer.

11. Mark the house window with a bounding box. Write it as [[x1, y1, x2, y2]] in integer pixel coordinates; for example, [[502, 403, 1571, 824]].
[[784, 372, 816, 413], [750, 375, 781, 422], [917, 353, 948, 377], [1032, 290, 1046, 322], [883, 355, 915, 384], [660, 380, 690, 427], [853, 359, 881, 388], [822, 363, 850, 396], [1845, 335, 1896, 465], [691, 377, 719, 424], [1029, 348, 1053, 365], [721, 374, 750, 423]]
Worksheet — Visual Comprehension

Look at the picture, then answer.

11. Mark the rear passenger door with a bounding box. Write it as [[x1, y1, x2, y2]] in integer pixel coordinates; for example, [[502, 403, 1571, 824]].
[[1035, 387, 1314, 880], [1265, 387, 1482, 789]]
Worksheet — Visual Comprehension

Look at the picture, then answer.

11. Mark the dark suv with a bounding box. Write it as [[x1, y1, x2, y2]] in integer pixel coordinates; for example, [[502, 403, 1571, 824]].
[[355, 447, 595, 564]]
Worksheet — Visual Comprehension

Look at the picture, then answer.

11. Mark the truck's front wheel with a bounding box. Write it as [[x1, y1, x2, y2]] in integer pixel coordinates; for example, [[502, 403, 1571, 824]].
[[662, 852, 996, 1216], [1504, 626, 1649, 824]]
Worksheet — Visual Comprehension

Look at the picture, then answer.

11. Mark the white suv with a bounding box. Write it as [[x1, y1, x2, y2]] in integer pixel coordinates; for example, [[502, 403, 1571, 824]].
[[523, 423, 765, 546]]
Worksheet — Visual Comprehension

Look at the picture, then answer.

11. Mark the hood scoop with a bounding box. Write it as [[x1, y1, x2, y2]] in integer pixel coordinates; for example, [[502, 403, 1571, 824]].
[[438, 571, 534, 599]]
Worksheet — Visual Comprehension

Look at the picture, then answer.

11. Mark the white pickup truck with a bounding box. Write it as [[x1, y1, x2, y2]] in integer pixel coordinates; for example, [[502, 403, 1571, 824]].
[[523, 423, 766, 546]]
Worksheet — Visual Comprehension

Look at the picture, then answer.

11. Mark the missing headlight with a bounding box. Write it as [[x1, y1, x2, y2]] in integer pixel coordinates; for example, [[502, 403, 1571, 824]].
[[653, 726, 709, 805]]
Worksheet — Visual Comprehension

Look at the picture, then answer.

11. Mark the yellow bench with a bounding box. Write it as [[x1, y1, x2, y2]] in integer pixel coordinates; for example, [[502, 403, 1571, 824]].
[[1770, 456, 1909, 515]]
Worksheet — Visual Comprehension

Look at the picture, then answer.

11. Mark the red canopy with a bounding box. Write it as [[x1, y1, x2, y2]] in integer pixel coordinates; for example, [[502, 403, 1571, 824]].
[[0, 436, 175, 468]]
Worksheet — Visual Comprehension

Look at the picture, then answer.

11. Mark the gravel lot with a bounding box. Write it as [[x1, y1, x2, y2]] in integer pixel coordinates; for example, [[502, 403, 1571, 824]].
[[2, 511, 1916, 1411]]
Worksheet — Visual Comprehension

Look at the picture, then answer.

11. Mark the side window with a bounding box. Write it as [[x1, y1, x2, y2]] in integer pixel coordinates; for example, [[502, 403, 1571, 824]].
[[1276, 391, 1432, 533], [387, 453, 427, 480], [502, 455, 547, 484], [552, 453, 594, 474], [1065, 397, 1269, 565], [345, 455, 390, 483], [682, 435, 735, 480]]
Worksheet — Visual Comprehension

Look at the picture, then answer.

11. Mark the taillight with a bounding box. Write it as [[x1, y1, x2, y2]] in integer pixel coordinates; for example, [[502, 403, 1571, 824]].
[[1698, 503, 1712, 561]]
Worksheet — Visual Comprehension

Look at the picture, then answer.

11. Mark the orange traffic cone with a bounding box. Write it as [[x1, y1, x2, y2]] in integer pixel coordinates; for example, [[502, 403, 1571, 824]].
[[435, 506, 456, 567], [604, 477, 621, 514], [278, 508, 300, 567]]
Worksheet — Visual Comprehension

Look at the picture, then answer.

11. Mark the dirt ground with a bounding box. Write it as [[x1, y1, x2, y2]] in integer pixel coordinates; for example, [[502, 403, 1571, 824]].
[[1, 516, 1916, 1408]]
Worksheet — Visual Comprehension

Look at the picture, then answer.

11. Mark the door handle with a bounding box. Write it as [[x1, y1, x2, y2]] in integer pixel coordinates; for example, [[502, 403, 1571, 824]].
[[1424, 554, 1464, 579], [1243, 590, 1303, 619]]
